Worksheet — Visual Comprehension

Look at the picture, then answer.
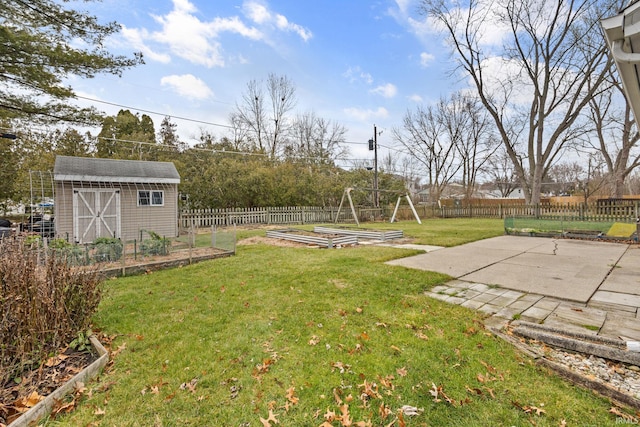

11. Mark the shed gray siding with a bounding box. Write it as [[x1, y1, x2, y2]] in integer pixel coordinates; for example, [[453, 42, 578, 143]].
[[53, 157, 180, 243]]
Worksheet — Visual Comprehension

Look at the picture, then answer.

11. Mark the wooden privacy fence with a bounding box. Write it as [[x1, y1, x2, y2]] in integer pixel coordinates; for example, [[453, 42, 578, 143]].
[[180, 201, 640, 228], [439, 201, 640, 222]]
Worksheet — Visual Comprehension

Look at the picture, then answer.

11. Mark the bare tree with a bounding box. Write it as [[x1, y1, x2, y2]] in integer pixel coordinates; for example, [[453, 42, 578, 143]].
[[267, 74, 297, 158], [577, 153, 609, 203], [448, 94, 498, 199], [587, 69, 640, 198], [483, 147, 521, 197], [232, 73, 297, 158], [546, 162, 583, 195], [392, 102, 461, 203], [289, 111, 348, 163], [420, 0, 617, 203], [393, 93, 495, 202], [233, 79, 266, 152], [228, 111, 252, 151]]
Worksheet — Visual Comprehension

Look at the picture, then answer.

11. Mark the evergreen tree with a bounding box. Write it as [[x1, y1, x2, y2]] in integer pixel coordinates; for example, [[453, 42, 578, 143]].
[[0, 0, 142, 124]]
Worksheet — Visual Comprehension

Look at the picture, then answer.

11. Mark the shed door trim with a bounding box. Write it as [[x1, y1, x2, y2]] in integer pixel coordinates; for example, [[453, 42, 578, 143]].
[[72, 189, 121, 243]]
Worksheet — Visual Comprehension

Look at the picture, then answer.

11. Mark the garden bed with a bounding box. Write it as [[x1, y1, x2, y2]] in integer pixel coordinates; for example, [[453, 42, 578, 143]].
[[313, 226, 403, 241], [265, 228, 358, 248], [2, 337, 108, 426], [97, 247, 234, 277]]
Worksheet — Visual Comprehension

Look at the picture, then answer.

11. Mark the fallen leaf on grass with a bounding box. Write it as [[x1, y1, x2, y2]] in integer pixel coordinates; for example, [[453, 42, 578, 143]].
[[379, 403, 392, 419], [94, 407, 105, 416], [609, 406, 637, 423], [259, 409, 279, 426], [480, 360, 497, 373], [179, 378, 199, 393], [429, 383, 470, 406], [465, 385, 483, 396], [396, 367, 407, 377], [400, 405, 423, 416], [111, 342, 127, 358], [415, 331, 429, 341], [51, 398, 76, 415], [324, 407, 337, 421], [390, 345, 402, 353], [512, 401, 546, 416], [74, 381, 87, 395], [339, 404, 352, 425], [285, 387, 299, 405], [253, 359, 274, 380], [358, 379, 381, 400], [308, 335, 320, 346], [331, 361, 351, 374]]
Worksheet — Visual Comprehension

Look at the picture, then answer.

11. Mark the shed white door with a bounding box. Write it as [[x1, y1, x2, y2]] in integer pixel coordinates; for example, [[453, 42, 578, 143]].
[[73, 189, 121, 243]]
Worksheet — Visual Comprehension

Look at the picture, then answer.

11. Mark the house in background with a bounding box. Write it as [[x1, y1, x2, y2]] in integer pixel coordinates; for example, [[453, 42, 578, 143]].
[[53, 156, 181, 244]]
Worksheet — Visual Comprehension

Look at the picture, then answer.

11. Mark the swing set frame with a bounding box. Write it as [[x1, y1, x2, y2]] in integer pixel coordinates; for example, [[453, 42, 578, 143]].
[[334, 187, 421, 226]]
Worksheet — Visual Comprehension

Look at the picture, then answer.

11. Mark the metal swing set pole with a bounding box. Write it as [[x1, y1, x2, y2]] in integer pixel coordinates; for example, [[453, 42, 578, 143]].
[[390, 193, 422, 225]]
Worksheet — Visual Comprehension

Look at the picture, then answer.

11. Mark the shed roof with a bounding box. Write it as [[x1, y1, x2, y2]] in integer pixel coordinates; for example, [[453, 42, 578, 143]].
[[53, 156, 180, 184]]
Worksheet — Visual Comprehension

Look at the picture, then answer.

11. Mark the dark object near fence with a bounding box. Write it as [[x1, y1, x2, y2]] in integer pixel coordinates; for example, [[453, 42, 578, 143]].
[[0, 218, 11, 239], [21, 215, 55, 238]]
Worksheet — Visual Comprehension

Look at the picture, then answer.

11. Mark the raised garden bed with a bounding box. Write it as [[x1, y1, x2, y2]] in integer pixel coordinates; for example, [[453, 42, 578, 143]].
[[8, 337, 108, 426], [265, 229, 358, 248], [313, 226, 403, 241]]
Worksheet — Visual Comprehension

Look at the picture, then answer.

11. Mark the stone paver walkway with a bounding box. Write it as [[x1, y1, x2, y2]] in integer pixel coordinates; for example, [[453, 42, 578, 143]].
[[386, 237, 640, 342]]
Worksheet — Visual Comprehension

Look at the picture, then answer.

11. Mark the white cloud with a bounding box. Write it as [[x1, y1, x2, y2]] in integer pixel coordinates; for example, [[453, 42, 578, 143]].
[[148, 2, 262, 68], [243, 1, 271, 24], [408, 94, 423, 103], [370, 83, 397, 98], [394, 0, 413, 15], [420, 52, 434, 68], [243, 0, 312, 41], [121, 26, 171, 63], [275, 14, 313, 41], [343, 107, 389, 122], [160, 74, 214, 100], [343, 66, 373, 85], [121, 0, 310, 69]]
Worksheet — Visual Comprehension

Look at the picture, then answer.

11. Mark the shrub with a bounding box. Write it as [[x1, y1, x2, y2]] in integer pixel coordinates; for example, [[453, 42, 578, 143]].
[[0, 236, 103, 384], [93, 237, 123, 262], [49, 238, 87, 266], [140, 230, 170, 256]]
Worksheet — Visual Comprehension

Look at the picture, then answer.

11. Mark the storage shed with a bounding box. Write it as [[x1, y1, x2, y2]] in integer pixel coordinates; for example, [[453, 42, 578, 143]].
[[53, 156, 181, 244]]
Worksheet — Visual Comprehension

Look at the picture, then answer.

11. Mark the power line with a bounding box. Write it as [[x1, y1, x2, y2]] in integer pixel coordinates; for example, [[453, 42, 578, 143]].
[[75, 95, 235, 130]]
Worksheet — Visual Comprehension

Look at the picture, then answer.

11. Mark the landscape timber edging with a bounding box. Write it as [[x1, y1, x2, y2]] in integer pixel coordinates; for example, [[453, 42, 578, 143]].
[[100, 250, 234, 278], [10, 336, 109, 427], [487, 323, 640, 410]]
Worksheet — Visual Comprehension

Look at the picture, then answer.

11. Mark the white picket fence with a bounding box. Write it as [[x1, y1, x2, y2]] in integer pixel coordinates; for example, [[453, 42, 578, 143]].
[[179, 206, 352, 228]]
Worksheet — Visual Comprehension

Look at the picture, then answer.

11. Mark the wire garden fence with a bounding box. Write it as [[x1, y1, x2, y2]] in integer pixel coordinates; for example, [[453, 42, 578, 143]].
[[20, 225, 236, 272]]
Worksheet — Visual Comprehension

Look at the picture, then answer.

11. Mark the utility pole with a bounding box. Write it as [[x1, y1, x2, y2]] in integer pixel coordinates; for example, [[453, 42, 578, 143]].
[[368, 125, 379, 208]]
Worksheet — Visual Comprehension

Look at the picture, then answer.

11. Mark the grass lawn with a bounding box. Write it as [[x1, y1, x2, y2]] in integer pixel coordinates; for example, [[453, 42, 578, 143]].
[[51, 219, 623, 426]]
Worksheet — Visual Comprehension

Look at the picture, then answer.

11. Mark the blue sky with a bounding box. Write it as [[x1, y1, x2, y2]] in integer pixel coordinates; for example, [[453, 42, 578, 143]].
[[71, 0, 459, 163]]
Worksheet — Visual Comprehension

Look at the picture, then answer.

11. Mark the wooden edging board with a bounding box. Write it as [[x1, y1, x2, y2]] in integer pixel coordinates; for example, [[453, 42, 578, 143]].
[[10, 336, 109, 427]]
